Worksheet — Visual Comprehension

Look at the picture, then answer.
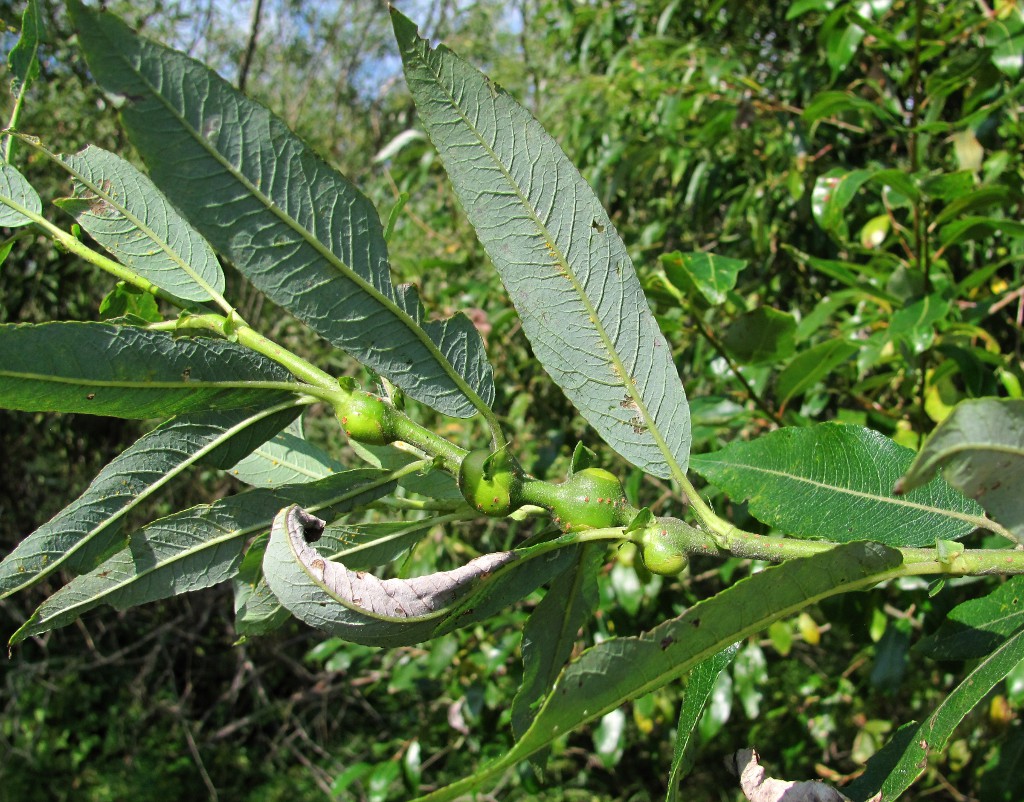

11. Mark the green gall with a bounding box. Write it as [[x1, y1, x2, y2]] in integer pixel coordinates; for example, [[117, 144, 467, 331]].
[[458, 448, 522, 516], [548, 467, 628, 532], [639, 528, 689, 576], [338, 392, 396, 446]]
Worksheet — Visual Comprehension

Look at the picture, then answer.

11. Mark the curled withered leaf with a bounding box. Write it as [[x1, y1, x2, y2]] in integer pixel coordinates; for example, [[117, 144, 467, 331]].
[[730, 749, 869, 802], [263, 505, 519, 646], [290, 506, 514, 616]]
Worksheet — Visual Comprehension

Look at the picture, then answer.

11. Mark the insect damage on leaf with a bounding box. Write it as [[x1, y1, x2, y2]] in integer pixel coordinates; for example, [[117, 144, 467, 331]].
[[284, 507, 517, 618], [729, 749, 872, 802]]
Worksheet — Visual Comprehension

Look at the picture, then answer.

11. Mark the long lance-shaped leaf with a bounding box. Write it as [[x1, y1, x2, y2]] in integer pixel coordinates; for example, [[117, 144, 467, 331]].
[[0, 322, 300, 417], [411, 542, 903, 801], [847, 626, 1024, 802], [52, 144, 226, 304], [392, 9, 691, 479], [68, 2, 494, 419], [511, 544, 602, 754], [667, 644, 740, 800], [391, 7, 688, 477], [0, 401, 302, 599], [9, 470, 396, 644], [0, 162, 41, 226], [7, 0, 42, 107], [689, 423, 994, 546], [896, 398, 1024, 544], [3, 0, 43, 164], [915, 575, 1024, 660], [264, 506, 577, 646]]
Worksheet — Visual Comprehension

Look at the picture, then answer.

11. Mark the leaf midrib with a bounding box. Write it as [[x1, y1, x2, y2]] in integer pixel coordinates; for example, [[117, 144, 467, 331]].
[[104, 32, 487, 417], [2, 369, 299, 394], [696, 457, 995, 532], [408, 41, 686, 485], [0, 400, 303, 599], [59, 147, 223, 302], [15, 481, 375, 641]]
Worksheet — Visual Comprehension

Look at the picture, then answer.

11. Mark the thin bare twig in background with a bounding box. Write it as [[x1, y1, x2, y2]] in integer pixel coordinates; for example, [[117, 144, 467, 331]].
[[238, 0, 265, 93]]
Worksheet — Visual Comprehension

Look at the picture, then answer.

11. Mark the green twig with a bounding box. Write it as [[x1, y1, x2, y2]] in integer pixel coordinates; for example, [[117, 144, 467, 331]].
[[644, 516, 1024, 576]]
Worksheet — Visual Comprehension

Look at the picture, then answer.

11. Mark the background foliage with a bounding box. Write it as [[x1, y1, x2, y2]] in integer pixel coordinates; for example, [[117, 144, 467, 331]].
[[1, 0, 1022, 799]]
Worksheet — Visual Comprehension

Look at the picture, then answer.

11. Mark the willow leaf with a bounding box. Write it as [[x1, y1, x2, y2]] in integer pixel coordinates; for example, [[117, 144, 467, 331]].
[[392, 9, 690, 479], [265, 506, 576, 646], [9, 470, 395, 644], [0, 401, 301, 599], [54, 144, 225, 303], [896, 398, 1024, 544], [0, 162, 41, 226], [916, 576, 1024, 660], [7, 0, 42, 99], [225, 421, 344, 487], [234, 514, 461, 636], [849, 626, 1024, 802], [511, 544, 602, 749], [689, 423, 990, 546], [667, 644, 740, 800], [68, 1, 493, 419], [412, 542, 902, 801], [0, 322, 297, 418]]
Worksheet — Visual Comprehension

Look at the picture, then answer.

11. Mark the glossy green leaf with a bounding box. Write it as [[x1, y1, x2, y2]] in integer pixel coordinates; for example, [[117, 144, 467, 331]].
[[512, 544, 603, 749], [896, 398, 1024, 543], [9, 470, 395, 644], [666, 644, 739, 800], [920, 170, 975, 201], [0, 401, 301, 599], [812, 168, 873, 240], [0, 322, 297, 418], [392, 8, 691, 479], [852, 626, 1024, 802], [0, 162, 41, 226], [264, 505, 576, 646], [658, 251, 748, 307], [412, 542, 903, 801], [68, 1, 493, 419], [870, 168, 920, 203], [786, 0, 830, 21], [860, 214, 890, 249], [888, 293, 950, 355], [776, 339, 858, 409], [99, 281, 162, 322], [784, 247, 895, 302], [826, 22, 866, 75], [689, 423, 988, 546], [916, 576, 1024, 660], [54, 145, 225, 303], [722, 307, 796, 365], [988, 9, 1024, 78]]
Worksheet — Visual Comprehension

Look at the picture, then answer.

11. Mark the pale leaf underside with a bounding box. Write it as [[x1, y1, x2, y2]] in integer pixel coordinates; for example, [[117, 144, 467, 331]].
[[393, 9, 690, 478], [70, 1, 493, 418]]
